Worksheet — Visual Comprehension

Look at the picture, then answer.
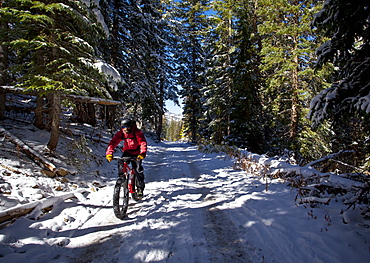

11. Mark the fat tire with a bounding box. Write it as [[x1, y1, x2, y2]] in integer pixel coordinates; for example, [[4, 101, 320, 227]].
[[113, 178, 129, 219]]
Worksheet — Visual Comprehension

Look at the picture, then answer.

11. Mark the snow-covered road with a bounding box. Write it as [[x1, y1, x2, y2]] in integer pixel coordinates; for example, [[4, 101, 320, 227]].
[[54, 142, 261, 262], [1, 141, 369, 262]]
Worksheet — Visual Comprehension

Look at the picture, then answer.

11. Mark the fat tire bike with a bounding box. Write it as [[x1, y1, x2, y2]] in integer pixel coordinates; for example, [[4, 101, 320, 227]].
[[112, 156, 142, 219]]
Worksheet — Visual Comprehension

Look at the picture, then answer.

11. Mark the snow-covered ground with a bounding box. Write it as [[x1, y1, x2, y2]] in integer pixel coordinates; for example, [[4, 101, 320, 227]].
[[0, 120, 369, 262]]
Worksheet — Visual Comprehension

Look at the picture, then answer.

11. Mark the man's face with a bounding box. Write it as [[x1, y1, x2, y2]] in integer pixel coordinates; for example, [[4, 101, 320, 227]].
[[122, 126, 132, 133]]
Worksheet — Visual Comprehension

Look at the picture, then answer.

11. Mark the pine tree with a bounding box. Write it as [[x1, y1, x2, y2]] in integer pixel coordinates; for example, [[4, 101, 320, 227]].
[[204, 0, 264, 152], [256, 0, 329, 156], [99, 0, 178, 138], [202, 0, 235, 145], [1, 0, 109, 150], [175, 0, 209, 143], [309, 0, 370, 125], [230, 0, 265, 152], [0, 8, 9, 120], [98, 0, 130, 128], [309, 0, 370, 168], [3, 0, 107, 95], [138, 0, 178, 139]]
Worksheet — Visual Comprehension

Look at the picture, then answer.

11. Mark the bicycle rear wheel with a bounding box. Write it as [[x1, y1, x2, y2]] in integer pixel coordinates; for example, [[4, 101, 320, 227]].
[[113, 178, 129, 219]]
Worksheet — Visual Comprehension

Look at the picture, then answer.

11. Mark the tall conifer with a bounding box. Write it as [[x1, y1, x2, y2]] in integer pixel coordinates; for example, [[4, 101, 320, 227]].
[[99, 0, 177, 138], [175, 0, 209, 143], [257, 0, 328, 156], [1, 0, 109, 150], [204, 0, 264, 152]]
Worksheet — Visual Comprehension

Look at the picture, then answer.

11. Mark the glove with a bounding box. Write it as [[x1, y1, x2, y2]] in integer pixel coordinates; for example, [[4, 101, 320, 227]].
[[106, 154, 113, 162], [137, 154, 145, 160]]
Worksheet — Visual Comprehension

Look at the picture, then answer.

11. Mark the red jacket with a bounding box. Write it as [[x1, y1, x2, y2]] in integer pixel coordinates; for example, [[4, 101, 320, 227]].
[[106, 125, 147, 157]]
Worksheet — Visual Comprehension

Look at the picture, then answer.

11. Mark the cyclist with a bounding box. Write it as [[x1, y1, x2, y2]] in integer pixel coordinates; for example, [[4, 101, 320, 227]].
[[106, 118, 147, 198]]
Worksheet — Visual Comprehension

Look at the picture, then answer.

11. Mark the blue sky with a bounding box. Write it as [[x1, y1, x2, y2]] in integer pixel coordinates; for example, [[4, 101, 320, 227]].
[[166, 100, 183, 114]]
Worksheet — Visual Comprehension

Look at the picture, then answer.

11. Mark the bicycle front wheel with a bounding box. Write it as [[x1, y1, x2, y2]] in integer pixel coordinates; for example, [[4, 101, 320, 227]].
[[113, 178, 129, 219]]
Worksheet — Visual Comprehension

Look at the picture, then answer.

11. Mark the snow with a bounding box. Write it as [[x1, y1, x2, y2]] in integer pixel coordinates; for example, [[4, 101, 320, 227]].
[[81, 0, 109, 36], [165, 111, 182, 121], [355, 94, 370, 113], [94, 61, 122, 83], [0, 120, 369, 263]]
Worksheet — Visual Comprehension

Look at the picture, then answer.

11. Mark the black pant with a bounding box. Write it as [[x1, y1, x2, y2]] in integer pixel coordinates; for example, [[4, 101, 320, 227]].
[[118, 152, 145, 190]]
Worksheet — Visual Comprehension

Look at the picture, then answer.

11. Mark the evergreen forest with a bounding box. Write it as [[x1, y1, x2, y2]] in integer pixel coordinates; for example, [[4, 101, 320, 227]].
[[1, 0, 370, 173]]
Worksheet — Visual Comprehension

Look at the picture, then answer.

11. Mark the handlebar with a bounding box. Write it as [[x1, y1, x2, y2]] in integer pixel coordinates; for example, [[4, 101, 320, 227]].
[[112, 156, 139, 162]]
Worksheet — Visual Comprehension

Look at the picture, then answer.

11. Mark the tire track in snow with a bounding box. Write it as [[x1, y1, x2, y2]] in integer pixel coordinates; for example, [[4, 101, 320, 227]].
[[48, 142, 259, 262], [204, 207, 254, 263], [47, 188, 134, 262], [185, 151, 255, 263]]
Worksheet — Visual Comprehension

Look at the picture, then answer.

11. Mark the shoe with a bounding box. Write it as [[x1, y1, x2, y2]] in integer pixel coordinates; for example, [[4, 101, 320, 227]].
[[136, 189, 144, 199]]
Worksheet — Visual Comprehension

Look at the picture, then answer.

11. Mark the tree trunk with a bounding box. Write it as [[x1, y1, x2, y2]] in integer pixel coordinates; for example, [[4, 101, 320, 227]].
[[0, 22, 8, 85], [47, 92, 61, 151], [99, 104, 115, 129], [75, 102, 86, 123], [104, 0, 120, 130], [110, 0, 120, 66], [227, 11, 233, 138], [155, 81, 165, 140], [86, 103, 96, 126], [106, 105, 116, 129], [34, 95, 45, 129], [0, 21, 9, 120], [289, 15, 300, 143], [290, 94, 299, 140], [75, 102, 96, 126], [155, 113, 163, 140], [0, 127, 56, 172]]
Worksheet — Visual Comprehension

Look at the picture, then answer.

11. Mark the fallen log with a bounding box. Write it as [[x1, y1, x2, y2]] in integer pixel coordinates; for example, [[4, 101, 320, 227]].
[[0, 126, 56, 172], [0, 86, 121, 105], [305, 150, 355, 167], [63, 94, 121, 105], [0, 189, 88, 226]]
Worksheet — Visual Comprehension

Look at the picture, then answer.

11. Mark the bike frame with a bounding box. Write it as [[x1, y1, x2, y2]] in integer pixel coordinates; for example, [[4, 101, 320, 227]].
[[112, 156, 141, 219], [115, 156, 139, 194], [121, 160, 137, 194]]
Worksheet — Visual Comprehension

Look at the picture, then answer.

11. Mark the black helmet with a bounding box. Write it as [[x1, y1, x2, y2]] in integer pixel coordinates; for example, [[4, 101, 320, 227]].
[[121, 118, 134, 128]]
